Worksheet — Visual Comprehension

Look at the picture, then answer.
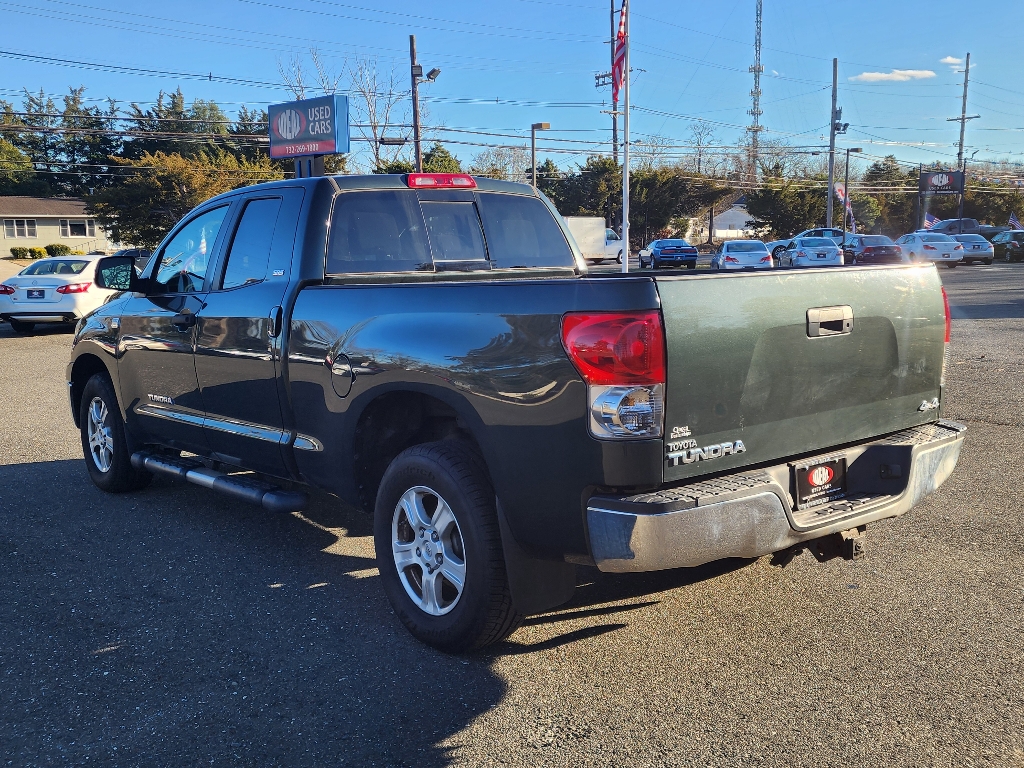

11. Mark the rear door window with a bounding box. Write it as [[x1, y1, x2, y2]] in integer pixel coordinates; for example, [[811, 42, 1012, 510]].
[[221, 197, 283, 289], [327, 190, 431, 274], [476, 193, 573, 268]]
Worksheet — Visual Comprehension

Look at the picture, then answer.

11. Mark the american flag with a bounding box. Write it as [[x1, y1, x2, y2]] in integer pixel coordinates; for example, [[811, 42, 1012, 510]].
[[923, 213, 940, 229], [1010, 212, 1021, 229], [611, 0, 628, 104]]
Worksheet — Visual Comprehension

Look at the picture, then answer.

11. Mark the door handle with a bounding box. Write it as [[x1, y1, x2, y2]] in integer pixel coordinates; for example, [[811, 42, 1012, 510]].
[[269, 306, 283, 338], [171, 312, 197, 332], [807, 306, 853, 337]]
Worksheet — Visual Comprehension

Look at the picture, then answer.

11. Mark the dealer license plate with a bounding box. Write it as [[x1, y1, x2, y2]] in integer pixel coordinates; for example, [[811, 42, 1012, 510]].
[[794, 457, 847, 508], [26, 289, 44, 299]]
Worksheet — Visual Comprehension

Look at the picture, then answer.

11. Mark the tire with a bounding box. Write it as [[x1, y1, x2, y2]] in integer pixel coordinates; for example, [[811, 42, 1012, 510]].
[[374, 441, 522, 652], [8, 319, 35, 334], [616, 250, 623, 264], [946, 263, 958, 269], [687, 261, 696, 270], [983, 258, 993, 265], [79, 373, 152, 493], [772, 245, 786, 259]]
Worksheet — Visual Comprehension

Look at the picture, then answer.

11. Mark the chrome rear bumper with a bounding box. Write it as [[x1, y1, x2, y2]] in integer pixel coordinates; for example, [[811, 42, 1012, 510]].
[[586, 421, 965, 573]]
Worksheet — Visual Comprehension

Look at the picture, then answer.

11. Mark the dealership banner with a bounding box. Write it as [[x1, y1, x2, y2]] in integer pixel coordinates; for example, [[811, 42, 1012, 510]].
[[919, 170, 964, 196], [268, 95, 350, 159]]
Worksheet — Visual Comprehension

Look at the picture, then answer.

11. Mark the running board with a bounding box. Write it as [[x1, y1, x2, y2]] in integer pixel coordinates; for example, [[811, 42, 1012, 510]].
[[130, 452, 307, 513]]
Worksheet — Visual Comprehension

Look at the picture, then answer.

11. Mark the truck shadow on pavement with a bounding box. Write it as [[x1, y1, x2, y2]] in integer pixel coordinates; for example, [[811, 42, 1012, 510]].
[[0, 458, 748, 767]]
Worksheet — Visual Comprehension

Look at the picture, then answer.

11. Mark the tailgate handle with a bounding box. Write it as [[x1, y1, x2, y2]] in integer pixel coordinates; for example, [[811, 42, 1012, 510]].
[[807, 306, 853, 337]]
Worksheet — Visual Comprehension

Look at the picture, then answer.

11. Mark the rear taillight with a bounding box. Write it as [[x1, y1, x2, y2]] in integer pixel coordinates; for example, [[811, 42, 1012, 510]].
[[406, 173, 476, 188], [940, 286, 951, 387], [796, 250, 807, 257], [56, 282, 90, 294], [724, 256, 739, 263], [953, 244, 964, 251], [924, 244, 937, 251], [0, 284, 14, 295], [561, 311, 665, 439], [759, 255, 772, 263]]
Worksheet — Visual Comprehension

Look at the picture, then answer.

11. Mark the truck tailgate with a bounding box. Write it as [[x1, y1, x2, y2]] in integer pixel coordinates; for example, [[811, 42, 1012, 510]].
[[656, 265, 946, 482]]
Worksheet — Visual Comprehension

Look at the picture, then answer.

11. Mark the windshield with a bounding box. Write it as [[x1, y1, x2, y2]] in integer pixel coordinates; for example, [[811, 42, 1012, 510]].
[[799, 238, 835, 247], [19, 259, 89, 276], [861, 236, 893, 245], [726, 242, 767, 252]]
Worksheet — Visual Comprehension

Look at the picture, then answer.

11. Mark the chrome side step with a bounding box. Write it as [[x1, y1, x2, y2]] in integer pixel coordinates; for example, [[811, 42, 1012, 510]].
[[130, 452, 307, 513]]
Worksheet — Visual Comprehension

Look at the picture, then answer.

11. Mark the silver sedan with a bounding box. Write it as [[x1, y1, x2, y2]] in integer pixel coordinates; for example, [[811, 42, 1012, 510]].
[[710, 240, 774, 270]]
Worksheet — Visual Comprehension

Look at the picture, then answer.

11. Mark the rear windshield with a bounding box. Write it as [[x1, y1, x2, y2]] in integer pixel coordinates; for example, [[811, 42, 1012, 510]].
[[20, 259, 88, 275], [921, 234, 952, 243], [326, 190, 573, 274], [953, 234, 986, 242], [725, 242, 767, 252], [799, 238, 835, 247], [476, 193, 574, 268], [657, 240, 690, 248], [861, 236, 893, 245]]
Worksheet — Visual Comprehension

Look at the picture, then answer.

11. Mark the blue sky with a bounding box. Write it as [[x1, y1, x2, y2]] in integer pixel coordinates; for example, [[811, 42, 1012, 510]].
[[1, 0, 1022, 174]]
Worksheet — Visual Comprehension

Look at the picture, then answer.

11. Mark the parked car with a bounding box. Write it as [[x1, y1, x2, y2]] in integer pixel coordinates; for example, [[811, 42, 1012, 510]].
[[766, 228, 845, 259], [925, 218, 1008, 240], [68, 172, 965, 652], [710, 239, 773, 270], [895, 232, 963, 267], [989, 230, 1024, 262], [110, 247, 153, 272], [563, 216, 622, 264], [951, 234, 994, 265], [638, 239, 698, 269], [778, 237, 843, 268], [0, 254, 119, 334], [843, 235, 905, 265]]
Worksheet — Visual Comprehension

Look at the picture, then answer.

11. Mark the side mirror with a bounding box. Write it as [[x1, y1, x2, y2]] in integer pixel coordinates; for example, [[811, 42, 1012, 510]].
[[93, 255, 139, 292]]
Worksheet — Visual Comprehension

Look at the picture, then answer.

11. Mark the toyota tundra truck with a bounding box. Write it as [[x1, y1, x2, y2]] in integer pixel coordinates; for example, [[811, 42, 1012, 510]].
[[68, 173, 965, 652]]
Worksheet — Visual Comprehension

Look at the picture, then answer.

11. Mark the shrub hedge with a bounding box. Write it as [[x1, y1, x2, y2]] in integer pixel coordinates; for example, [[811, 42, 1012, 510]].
[[45, 243, 72, 256]]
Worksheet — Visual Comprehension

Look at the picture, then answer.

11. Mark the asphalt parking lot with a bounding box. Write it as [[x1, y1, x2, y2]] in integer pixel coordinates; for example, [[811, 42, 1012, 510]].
[[1, 263, 1022, 767]]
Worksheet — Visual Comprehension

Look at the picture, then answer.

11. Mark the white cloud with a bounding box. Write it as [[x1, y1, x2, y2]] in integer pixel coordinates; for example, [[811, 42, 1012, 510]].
[[849, 69, 936, 82], [940, 56, 963, 65]]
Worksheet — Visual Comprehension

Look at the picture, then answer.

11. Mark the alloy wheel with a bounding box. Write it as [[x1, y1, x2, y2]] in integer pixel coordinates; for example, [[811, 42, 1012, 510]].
[[86, 396, 114, 473], [391, 486, 467, 616]]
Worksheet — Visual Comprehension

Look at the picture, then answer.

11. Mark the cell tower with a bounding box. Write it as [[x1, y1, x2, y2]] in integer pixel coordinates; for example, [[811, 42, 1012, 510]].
[[746, 0, 764, 182]]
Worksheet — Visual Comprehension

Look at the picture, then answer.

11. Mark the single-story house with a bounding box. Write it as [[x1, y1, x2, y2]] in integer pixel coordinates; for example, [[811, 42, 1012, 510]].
[[1, 196, 117, 255], [685, 198, 759, 242]]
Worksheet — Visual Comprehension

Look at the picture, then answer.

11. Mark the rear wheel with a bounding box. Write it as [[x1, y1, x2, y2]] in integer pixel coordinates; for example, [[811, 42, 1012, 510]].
[[946, 263, 958, 269], [79, 373, 151, 493], [8, 319, 35, 334], [983, 258, 993, 265], [616, 250, 623, 264], [687, 261, 696, 270], [374, 441, 522, 652]]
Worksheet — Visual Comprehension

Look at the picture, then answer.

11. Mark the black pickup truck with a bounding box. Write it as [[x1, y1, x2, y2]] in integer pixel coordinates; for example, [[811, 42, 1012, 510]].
[[69, 173, 965, 651]]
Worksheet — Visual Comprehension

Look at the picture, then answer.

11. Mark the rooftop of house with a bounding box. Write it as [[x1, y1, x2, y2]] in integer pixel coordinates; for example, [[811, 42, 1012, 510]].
[[0, 197, 92, 217]]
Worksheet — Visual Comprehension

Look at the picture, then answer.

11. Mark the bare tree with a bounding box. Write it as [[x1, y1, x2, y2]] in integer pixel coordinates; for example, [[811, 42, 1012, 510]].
[[470, 145, 531, 181], [278, 54, 308, 101], [688, 123, 718, 175], [348, 58, 410, 171], [633, 134, 673, 172], [310, 48, 344, 95]]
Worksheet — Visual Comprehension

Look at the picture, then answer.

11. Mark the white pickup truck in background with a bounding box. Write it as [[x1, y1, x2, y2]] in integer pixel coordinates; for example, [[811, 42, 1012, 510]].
[[563, 216, 623, 264]]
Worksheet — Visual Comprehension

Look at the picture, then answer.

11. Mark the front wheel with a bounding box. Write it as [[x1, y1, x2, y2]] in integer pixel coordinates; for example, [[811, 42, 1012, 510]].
[[8, 319, 35, 334], [79, 373, 152, 492], [772, 245, 786, 260], [374, 441, 522, 652]]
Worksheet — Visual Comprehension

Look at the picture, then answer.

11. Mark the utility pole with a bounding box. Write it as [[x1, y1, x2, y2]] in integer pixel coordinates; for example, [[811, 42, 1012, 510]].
[[746, 0, 764, 182], [842, 147, 862, 245], [826, 58, 838, 228], [621, 4, 630, 274], [946, 53, 979, 232], [410, 35, 423, 172]]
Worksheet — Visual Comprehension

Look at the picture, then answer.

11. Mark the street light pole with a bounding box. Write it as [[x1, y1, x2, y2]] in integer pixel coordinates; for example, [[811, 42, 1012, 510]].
[[410, 35, 423, 172], [842, 147, 862, 246], [826, 58, 838, 228], [531, 123, 550, 189]]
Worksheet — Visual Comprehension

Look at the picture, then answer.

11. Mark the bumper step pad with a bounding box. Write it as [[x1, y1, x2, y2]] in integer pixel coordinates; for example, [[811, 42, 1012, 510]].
[[131, 452, 307, 513]]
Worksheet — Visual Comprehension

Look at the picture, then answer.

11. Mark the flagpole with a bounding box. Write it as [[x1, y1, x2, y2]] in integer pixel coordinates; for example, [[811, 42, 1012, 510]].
[[621, 1, 629, 274]]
